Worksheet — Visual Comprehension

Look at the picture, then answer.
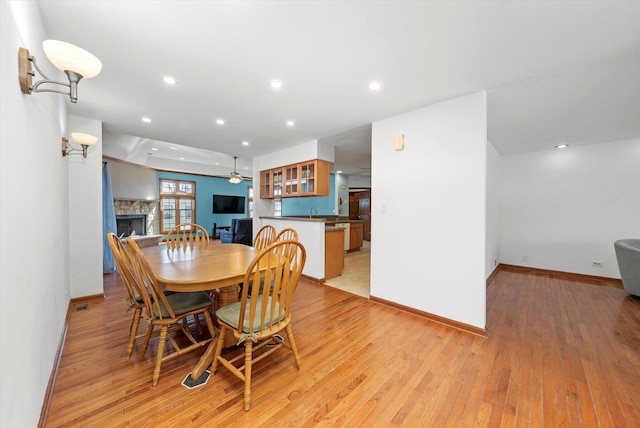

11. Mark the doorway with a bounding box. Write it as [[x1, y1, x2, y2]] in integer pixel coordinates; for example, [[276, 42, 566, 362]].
[[349, 189, 371, 241]]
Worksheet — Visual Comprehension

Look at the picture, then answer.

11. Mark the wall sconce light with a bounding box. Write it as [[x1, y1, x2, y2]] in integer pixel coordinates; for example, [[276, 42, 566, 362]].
[[229, 156, 242, 184], [19, 40, 102, 103], [62, 132, 98, 158]]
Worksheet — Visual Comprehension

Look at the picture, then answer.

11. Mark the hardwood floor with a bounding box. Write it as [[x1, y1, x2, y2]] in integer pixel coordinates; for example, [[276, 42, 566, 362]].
[[44, 267, 640, 426]]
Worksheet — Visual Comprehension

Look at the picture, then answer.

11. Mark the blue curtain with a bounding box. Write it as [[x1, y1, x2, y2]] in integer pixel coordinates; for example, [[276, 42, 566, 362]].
[[102, 162, 117, 273]]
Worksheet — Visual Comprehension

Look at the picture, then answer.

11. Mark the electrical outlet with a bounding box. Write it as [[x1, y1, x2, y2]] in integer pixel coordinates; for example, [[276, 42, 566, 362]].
[[592, 261, 604, 267], [522, 255, 528, 262]]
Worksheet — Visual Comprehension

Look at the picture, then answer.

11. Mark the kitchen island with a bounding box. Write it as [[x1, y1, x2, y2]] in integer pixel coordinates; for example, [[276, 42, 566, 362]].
[[258, 216, 352, 282]]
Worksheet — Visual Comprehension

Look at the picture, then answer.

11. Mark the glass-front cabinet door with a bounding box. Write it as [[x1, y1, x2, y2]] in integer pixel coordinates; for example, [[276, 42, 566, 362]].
[[284, 165, 298, 196], [260, 170, 272, 199], [273, 168, 283, 197], [300, 161, 316, 195]]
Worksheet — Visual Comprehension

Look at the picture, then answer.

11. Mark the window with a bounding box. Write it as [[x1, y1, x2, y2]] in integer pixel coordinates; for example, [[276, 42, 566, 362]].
[[159, 179, 196, 233], [248, 186, 254, 218], [274, 199, 282, 217]]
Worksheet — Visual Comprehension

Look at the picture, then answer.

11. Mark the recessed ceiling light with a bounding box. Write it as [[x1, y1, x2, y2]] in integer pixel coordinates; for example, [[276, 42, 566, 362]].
[[243, 166, 249, 170], [215, 162, 220, 165], [169, 146, 179, 151], [286, 120, 295, 127], [216, 119, 225, 125], [163, 76, 176, 85], [179, 157, 185, 160], [555, 144, 569, 149], [369, 81, 382, 91], [242, 141, 249, 146], [336, 170, 343, 174], [270, 80, 283, 89], [151, 147, 158, 151], [142, 117, 152, 123]]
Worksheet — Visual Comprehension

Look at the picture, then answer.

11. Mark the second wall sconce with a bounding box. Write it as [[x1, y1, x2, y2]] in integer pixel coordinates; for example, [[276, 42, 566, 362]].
[[19, 40, 102, 103], [63, 133, 99, 158]]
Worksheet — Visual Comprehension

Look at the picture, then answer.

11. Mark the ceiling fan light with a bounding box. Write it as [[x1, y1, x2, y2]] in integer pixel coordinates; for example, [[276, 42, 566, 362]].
[[229, 156, 242, 183]]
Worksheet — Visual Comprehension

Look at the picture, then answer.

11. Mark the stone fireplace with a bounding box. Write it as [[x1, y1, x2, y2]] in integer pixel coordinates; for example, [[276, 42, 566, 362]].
[[116, 214, 146, 237], [113, 199, 159, 236]]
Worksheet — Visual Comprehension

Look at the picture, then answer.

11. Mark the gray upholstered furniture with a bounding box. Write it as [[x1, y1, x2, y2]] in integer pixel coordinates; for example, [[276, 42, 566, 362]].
[[614, 239, 640, 297]]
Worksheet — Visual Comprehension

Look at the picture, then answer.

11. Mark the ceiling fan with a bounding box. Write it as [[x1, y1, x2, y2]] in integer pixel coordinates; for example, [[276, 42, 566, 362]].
[[229, 155, 242, 184]]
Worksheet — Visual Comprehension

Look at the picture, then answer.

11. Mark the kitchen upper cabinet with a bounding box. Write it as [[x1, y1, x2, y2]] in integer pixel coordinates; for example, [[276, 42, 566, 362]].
[[259, 170, 272, 199], [260, 160, 330, 199]]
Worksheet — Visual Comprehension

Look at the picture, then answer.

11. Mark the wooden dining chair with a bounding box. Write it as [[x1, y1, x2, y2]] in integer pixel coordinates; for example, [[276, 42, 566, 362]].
[[166, 223, 209, 250], [211, 240, 306, 411], [253, 225, 276, 250], [126, 237, 217, 386], [275, 227, 298, 242], [106, 232, 149, 359]]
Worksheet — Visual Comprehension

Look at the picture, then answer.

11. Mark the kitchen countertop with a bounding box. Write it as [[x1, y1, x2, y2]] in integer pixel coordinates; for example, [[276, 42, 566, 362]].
[[260, 216, 363, 223]]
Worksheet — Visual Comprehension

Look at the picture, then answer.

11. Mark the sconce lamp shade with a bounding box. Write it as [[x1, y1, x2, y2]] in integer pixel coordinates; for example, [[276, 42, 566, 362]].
[[71, 132, 98, 146], [43, 40, 102, 79]]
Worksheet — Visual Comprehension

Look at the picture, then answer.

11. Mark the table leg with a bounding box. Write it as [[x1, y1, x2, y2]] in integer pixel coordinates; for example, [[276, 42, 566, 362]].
[[190, 284, 239, 380], [191, 340, 217, 380]]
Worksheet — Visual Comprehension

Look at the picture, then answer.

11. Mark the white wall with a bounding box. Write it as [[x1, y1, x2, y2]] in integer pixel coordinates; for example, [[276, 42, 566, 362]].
[[486, 140, 501, 278], [108, 158, 157, 200], [68, 115, 103, 298], [371, 91, 487, 329], [259, 218, 325, 279], [1, 2, 70, 426], [499, 138, 640, 278]]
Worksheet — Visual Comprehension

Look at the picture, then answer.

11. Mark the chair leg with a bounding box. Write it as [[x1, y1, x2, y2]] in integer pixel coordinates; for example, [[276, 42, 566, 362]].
[[285, 324, 302, 369], [141, 322, 154, 354], [153, 326, 168, 386], [211, 325, 227, 373], [126, 307, 142, 359], [243, 339, 253, 411]]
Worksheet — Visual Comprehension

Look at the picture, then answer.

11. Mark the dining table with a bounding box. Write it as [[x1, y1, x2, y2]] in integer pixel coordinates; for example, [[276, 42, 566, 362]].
[[141, 241, 260, 381]]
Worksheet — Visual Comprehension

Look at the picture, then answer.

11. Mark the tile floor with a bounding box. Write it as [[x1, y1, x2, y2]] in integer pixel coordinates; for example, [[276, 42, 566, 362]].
[[324, 240, 370, 298]]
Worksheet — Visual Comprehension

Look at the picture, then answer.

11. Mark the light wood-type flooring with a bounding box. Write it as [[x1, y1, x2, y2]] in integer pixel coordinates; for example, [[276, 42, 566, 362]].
[[325, 240, 370, 298], [44, 265, 640, 426]]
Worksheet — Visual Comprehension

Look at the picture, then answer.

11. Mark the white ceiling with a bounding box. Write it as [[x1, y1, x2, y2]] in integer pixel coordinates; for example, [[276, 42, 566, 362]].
[[38, 1, 640, 177]]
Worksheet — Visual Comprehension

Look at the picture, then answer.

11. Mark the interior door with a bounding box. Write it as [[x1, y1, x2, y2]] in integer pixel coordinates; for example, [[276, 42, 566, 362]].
[[358, 190, 371, 241]]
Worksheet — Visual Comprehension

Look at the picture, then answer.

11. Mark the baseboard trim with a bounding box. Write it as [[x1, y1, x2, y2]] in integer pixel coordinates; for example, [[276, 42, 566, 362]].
[[369, 295, 486, 338], [38, 302, 72, 427], [495, 264, 623, 288], [303, 274, 325, 284], [70, 293, 105, 304]]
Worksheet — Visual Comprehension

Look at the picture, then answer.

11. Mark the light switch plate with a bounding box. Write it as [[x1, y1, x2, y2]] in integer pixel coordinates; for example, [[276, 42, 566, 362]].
[[394, 134, 404, 151]]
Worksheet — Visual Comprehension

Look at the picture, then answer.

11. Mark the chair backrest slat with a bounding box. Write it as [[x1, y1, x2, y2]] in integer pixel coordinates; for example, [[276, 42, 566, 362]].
[[275, 227, 298, 242], [237, 240, 305, 338], [253, 225, 276, 250], [166, 223, 209, 250], [126, 237, 175, 320]]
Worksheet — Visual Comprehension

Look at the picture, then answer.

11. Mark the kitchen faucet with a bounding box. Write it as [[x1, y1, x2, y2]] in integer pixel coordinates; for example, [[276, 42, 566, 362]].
[[309, 207, 318, 218]]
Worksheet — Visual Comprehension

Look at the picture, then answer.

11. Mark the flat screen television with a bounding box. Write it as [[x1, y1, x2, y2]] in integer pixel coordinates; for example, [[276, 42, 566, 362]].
[[212, 194, 245, 214]]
